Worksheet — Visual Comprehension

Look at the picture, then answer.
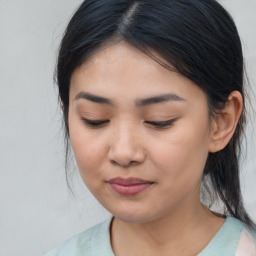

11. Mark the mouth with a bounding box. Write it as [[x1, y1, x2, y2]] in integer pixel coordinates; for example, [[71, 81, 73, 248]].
[[106, 177, 155, 196]]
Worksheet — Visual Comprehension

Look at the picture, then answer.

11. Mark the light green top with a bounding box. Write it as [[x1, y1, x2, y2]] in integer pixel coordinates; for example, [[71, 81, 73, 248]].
[[44, 216, 256, 256]]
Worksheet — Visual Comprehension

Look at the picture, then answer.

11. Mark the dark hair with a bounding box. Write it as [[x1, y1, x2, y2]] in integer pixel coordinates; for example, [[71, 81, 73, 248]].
[[56, 0, 255, 230]]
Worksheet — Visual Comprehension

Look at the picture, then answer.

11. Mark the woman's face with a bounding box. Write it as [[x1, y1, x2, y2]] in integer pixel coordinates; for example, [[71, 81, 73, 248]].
[[68, 41, 213, 223]]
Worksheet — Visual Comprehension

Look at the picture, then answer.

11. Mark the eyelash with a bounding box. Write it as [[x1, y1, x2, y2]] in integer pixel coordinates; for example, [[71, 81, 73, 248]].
[[144, 119, 178, 129], [81, 118, 109, 128], [81, 118, 178, 129]]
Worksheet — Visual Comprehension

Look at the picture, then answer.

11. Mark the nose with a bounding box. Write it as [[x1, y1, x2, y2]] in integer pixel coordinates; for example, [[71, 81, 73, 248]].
[[107, 124, 146, 167]]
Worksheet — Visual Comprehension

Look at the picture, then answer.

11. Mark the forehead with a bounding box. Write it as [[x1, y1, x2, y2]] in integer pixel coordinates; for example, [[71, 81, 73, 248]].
[[70, 41, 206, 105]]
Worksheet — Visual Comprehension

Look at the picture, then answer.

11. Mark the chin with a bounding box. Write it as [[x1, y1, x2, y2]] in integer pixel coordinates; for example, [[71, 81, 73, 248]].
[[114, 214, 152, 223], [108, 207, 162, 224]]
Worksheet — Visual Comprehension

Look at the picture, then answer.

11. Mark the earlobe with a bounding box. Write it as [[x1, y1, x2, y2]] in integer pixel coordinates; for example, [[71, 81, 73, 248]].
[[208, 91, 243, 153]]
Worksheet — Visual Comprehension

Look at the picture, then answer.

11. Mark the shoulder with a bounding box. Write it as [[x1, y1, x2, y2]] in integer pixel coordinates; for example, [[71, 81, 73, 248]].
[[43, 217, 114, 256], [199, 216, 256, 256]]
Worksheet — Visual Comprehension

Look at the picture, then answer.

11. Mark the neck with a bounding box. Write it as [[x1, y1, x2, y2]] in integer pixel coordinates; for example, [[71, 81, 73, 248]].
[[111, 201, 225, 256]]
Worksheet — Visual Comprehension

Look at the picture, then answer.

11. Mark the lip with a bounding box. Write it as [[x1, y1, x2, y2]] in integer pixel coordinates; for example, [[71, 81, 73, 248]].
[[107, 177, 154, 196]]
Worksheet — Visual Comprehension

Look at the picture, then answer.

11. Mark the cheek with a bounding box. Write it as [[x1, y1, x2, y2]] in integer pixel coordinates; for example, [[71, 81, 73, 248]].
[[150, 121, 210, 187], [72, 139, 101, 170], [69, 121, 106, 181], [70, 134, 108, 196]]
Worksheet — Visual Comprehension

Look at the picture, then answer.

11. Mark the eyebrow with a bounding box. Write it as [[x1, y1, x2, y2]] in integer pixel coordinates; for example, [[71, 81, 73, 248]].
[[74, 92, 114, 105], [135, 93, 185, 107], [74, 92, 186, 107]]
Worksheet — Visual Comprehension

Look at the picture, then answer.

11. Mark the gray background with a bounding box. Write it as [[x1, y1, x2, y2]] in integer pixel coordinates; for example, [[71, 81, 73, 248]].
[[0, 1, 255, 256]]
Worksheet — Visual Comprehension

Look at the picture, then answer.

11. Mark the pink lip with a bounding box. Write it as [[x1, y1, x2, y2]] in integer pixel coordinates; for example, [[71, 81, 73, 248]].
[[107, 177, 154, 196]]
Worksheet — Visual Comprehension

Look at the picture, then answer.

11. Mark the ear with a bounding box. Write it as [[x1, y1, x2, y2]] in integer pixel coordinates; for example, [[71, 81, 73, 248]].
[[208, 91, 243, 153]]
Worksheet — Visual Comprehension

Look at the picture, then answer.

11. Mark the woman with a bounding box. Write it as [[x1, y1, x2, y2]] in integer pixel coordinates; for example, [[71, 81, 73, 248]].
[[44, 0, 256, 255]]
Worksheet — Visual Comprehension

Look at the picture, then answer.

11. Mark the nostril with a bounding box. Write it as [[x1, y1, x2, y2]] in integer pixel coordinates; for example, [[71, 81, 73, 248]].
[[130, 161, 139, 166], [110, 159, 139, 167], [110, 160, 119, 166]]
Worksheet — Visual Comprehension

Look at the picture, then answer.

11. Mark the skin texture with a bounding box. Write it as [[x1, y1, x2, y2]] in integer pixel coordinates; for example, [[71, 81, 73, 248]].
[[68, 41, 243, 255]]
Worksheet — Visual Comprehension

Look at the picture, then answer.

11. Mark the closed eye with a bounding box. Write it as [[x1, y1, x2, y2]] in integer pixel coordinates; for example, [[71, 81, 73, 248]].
[[81, 118, 179, 129], [81, 118, 109, 128], [144, 118, 179, 129]]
